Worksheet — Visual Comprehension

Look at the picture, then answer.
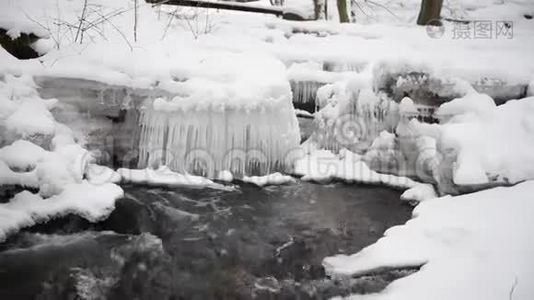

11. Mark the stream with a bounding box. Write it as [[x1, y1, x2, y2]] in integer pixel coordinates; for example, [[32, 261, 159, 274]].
[[0, 181, 412, 299]]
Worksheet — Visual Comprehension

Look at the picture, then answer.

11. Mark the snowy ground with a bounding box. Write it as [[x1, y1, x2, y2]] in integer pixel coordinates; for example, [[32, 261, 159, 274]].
[[1, 0, 534, 299]]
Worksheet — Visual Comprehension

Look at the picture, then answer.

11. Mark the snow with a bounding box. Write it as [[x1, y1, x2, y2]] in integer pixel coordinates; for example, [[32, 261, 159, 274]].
[[85, 164, 122, 185], [411, 94, 534, 186], [323, 180, 534, 300], [0, 71, 123, 240], [400, 183, 437, 203], [1, 1, 534, 298], [6, 100, 56, 136], [435, 92, 496, 122], [0, 139, 46, 170], [398, 97, 418, 115], [242, 172, 295, 187], [0, 181, 123, 242], [0, 0, 531, 92], [117, 166, 231, 190], [294, 147, 421, 190], [216, 170, 234, 182], [0, 160, 38, 187]]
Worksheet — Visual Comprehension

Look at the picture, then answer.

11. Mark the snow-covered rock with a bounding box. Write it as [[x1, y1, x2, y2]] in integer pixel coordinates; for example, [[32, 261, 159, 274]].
[[0, 73, 123, 239], [400, 183, 437, 203], [0, 181, 123, 242]]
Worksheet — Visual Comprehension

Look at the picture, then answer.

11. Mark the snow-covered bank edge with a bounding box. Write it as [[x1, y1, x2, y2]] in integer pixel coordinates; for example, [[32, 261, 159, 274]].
[[294, 148, 437, 202], [323, 181, 534, 300]]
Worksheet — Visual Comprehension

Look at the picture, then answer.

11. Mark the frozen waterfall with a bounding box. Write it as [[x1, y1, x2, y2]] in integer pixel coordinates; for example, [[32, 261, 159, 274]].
[[138, 99, 301, 178]]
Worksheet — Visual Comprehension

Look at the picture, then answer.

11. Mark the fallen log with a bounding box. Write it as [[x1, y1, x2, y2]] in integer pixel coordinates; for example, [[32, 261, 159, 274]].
[[146, 0, 307, 20]]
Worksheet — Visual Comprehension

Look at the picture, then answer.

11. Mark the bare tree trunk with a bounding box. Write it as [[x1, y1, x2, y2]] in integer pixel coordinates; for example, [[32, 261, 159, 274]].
[[417, 0, 443, 25], [313, 0, 326, 20], [337, 0, 349, 23]]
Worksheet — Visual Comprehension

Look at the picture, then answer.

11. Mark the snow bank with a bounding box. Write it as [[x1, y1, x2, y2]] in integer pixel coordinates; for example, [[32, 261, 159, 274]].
[[324, 180, 534, 300], [0, 181, 123, 241], [410, 94, 534, 187], [0, 72, 123, 239]]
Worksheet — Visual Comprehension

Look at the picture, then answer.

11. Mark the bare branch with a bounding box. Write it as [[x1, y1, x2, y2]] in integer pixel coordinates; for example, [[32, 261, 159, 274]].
[[75, 0, 89, 43]]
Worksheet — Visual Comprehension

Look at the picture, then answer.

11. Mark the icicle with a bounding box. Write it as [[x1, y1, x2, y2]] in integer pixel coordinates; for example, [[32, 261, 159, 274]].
[[289, 80, 325, 112], [312, 88, 398, 153], [323, 61, 364, 72], [137, 99, 301, 178]]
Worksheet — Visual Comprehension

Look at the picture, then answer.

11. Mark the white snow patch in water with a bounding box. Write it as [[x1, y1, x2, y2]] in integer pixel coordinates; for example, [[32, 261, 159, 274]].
[[117, 166, 233, 190], [242, 172, 296, 187], [216, 170, 234, 182]]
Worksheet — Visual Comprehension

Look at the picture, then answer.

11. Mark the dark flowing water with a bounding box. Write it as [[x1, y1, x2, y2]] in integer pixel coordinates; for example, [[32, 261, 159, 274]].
[[0, 181, 412, 299]]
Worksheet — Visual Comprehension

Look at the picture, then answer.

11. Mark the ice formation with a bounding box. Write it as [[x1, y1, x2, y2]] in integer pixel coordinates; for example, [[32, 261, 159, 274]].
[[311, 79, 399, 154], [137, 97, 301, 178], [290, 80, 324, 110], [287, 61, 355, 111], [322, 61, 365, 73]]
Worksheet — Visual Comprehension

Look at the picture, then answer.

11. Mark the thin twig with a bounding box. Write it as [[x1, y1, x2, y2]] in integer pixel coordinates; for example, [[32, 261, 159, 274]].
[[352, 0, 371, 17], [23, 11, 63, 49], [366, 0, 399, 19], [75, 0, 89, 43], [90, 8, 134, 51], [161, 8, 178, 40]]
